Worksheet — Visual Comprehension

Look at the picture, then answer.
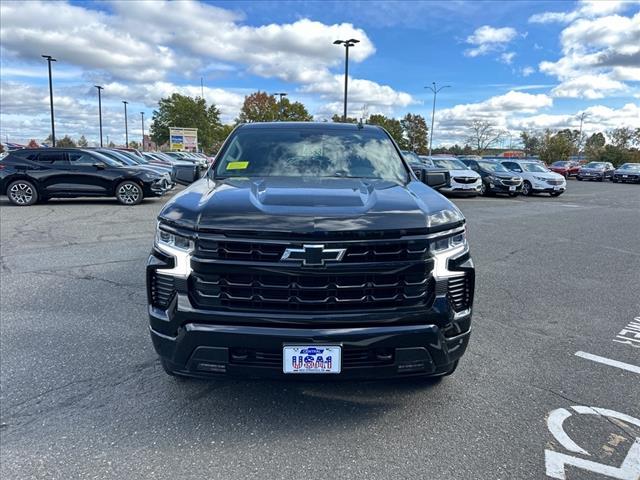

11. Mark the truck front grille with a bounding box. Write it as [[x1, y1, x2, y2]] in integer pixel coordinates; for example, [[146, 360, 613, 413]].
[[453, 177, 477, 184], [190, 265, 434, 312], [500, 178, 522, 186]]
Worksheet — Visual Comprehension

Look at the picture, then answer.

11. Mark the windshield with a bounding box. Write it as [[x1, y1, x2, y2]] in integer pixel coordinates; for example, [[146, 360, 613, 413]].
[[215, 128, 408, 182], [477, 161, 509, 173], [521, 162, 548, 173], [551, 161, 569, 167], [401, 151, 422, 164], [619, 163, 640, 171], [585, 162, 606, 168], [433, 158, 466, 170]]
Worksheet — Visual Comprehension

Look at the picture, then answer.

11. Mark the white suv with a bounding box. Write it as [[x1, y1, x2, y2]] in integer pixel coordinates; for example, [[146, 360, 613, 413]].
[[500, 160, 566, 197], [428, 156, 482, 196]]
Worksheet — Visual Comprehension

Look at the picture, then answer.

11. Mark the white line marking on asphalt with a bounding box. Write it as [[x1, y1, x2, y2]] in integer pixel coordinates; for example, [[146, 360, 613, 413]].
[[575, 351, 640, 374]]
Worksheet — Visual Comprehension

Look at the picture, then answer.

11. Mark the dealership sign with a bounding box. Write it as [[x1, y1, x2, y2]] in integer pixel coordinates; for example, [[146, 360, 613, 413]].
[[169, 127, 198, 151]]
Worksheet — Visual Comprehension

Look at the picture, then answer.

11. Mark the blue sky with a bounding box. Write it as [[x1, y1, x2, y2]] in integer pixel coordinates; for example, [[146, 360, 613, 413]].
[[1, 0, 638, 146]]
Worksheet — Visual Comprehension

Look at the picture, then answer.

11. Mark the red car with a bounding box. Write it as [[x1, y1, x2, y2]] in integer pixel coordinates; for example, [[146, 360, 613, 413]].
[[549, 161, 580, 178]]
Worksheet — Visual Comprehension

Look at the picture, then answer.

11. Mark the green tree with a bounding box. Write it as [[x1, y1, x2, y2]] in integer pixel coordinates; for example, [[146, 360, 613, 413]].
[[368, 114, 406, 149], [538, 130, 573, 163], [150, 93, 222, 151], [129, 140, 140, 150], [211, 124, 235, 153], [331, 114, 358, 123], [609, 127, 634, 149], [279, 98, 313, 121], [57, 135, 76, 147], [237, 91, 278, 123], [401, 113, 428, 154], [77, 135, 88, 147], [585, 132, 606, 161], [556, 129, 580, 155], [520, 131, 542, 156]]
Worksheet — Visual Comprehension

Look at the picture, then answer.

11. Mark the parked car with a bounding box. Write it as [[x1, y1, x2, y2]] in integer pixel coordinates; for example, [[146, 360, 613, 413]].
[[142, 152, 200, 185], [576, 162, 615, 181], [401, 151, 450, 190], [0, 148, 173, 206], [165, 151, 208, 167], [460, 158, 523, 196], [147, 122, 474, 380], [612, 163, 640, 184], [548, 161, 580, 178], [429, 156, 482, 196], [93, 148, 174, 179], [500, 159, 567, 197]]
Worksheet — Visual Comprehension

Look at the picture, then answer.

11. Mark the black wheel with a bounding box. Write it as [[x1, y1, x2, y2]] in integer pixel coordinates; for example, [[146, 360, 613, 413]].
[[116, 181, 143, 205], [7, 180, 38, 206], [597, 176, 604, 182], [577, 177, 582, 181], [521, 181, 533, 196], [480, 182, 487, 196]]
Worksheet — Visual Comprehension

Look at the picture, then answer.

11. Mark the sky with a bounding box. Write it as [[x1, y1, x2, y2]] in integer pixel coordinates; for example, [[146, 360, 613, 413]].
[[0, 0, 639, 147]]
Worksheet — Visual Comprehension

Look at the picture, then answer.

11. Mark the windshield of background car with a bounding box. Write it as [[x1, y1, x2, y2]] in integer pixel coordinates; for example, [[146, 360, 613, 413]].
[[433, 158, 467, 170], [552, 161, 569, 166], [620, 164, 640, 171], [477, 161, 509, 173], [521, 162, 548, 173], [215, 128, 408, 182], [585, 162, 605, 168]]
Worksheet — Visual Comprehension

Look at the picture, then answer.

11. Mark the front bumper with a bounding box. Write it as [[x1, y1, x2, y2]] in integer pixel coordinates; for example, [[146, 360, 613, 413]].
[[614, 174, 640, 183], [146, 177, 175, 196], [486, 181, 522, 194], [441, 183, 482, 196], [532, 182, 566, 193]]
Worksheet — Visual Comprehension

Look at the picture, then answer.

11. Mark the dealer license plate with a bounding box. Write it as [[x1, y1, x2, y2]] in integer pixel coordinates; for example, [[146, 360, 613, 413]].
[[554, 186, 561, 191], [509, 186, 516, 192], [283, 345, 341, 374], [623, 175, 628, 178]]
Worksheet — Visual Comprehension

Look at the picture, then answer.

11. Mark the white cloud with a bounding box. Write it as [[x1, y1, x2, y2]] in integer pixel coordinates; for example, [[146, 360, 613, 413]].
[[464, 25, 518, 57], [499, 52, 516, 65], [538, 11, 640, 98], [521, 66, 535, 77], [529, 0, 633, 24]]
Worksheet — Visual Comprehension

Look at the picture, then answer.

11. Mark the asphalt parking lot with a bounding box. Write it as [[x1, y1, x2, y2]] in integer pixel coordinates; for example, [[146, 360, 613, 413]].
[[1, 180, 639, 479]]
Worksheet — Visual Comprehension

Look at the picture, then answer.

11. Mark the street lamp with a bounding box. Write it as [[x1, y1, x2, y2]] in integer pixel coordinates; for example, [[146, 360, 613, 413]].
[[122, 101, 128, 147], [94, 85, 104, 147], [425, 82, 450, 156], [333, 38, 359, 122], [42, 55, 56, 147], [273, 92, 287, 120], [140, 112, 145, 152]]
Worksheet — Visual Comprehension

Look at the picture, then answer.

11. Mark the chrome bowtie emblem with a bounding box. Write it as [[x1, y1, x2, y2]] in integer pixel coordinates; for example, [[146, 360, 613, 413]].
[[281, 244, 346, 266]]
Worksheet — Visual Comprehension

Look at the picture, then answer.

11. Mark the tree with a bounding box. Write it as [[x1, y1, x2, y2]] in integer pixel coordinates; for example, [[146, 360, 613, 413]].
[[368, 114, 407, 149], [331, 114, 358, 124], [57, 135, 76, 147], [584, 132, 606, 161], [279, 98, 313, 121], [129, 140, 140, 150], [520, 131, 542, 156], [108, 140, 116, 148], [609, 127, 634, 150], [401, 113, 428, 154], [237, 91, 278, 123], [42, 134, 53, 145], [467, 120, 504, 154], [538, 130, 573, 163], [150, 93, 222, 151], [77, 135, 88, 147], [556, 129, 580, 155], [211, 124, 235, 153], [27, 139, 39, 148]]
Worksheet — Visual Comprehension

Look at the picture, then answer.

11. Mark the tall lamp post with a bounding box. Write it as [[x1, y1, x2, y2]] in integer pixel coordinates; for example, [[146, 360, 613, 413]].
[[42, 55, 57, 146], [425, 82, 450, 156], [122, 100, 129, 147], [273, 92, 287, 120], [333, 38, 359, 122], [94, 85, 104, 147], [140, 112, 145, 152]]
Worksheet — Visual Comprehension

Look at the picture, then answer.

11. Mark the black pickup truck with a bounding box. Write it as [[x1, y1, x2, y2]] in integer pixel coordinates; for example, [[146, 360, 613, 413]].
[[147, 122, 474, 380]]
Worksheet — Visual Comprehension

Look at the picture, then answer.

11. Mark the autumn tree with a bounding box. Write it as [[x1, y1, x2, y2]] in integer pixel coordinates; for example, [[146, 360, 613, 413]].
[[401, 113, 428, 154], [77, 135, 89, 147], [467, 120, 504, 154], [150, 93, 222, 151], [57, 135, 76, 147], [331, 114, 358, 123], [237, 91, 278, 123], [27, 139, 39, 148]]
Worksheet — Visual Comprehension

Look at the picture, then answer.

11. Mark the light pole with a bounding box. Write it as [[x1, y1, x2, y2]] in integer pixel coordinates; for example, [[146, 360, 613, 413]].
[[273, 92, 287, 120], [122, 100, 129, 147], [425, 82, 450, 156], [333, 38, 359, 122], [94, 85, 104, 147], [140, 112, 145, 151], [42, 55, 56, 146]]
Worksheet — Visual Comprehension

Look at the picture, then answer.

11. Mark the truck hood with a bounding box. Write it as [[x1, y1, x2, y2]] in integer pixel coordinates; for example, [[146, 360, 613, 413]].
[[159, 176, 458, 233]]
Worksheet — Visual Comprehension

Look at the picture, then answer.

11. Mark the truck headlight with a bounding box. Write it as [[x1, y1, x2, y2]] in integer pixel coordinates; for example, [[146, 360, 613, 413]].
[[155, 222, 193, 278], [427, 208, 464, 228], [431, 228, 469, 278]]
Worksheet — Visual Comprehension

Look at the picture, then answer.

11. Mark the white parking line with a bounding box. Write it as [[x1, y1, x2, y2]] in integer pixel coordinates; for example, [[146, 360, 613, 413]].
[[575, 351, 640, 374]]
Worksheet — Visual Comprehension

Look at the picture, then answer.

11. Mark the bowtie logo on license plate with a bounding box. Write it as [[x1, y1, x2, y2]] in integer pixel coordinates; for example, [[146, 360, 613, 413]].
[[280, 244, 346, 266]]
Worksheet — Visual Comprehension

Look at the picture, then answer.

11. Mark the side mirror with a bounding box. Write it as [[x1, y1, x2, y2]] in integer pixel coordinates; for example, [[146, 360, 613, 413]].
[[425, 170, 449, 189]]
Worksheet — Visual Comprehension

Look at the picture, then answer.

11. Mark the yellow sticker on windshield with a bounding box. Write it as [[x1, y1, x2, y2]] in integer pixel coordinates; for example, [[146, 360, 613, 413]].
[[226, 161, 249, 170]]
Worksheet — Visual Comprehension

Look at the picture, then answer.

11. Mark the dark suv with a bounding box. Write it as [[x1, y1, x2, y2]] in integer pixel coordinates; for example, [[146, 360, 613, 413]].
[[147, 122, 474, 380], [0, 148, 173, 205]]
